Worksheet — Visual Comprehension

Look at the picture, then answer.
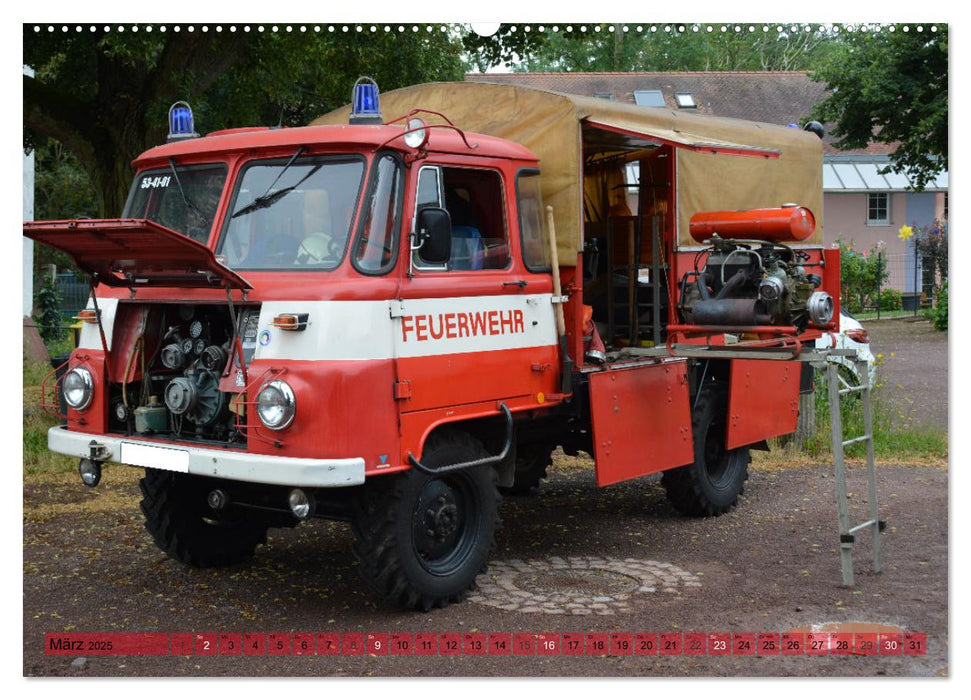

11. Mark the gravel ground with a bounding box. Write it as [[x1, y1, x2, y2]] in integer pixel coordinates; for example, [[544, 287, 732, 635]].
[[23, 457, 947, 678]]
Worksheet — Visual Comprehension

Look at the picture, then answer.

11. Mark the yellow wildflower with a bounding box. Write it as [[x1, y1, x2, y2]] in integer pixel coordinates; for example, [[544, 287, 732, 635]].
[[898, 224, 914, 240]]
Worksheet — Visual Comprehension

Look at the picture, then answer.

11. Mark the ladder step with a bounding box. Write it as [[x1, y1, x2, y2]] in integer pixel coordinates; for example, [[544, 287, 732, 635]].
[[848, 519, 879, 535], [842, 434, 871, 447], [838, 386, 865, 395]]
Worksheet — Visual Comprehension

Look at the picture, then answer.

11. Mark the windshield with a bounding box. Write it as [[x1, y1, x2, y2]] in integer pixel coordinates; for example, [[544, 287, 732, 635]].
[[218, 155, 366, 270], [123, 163, 227, 243]]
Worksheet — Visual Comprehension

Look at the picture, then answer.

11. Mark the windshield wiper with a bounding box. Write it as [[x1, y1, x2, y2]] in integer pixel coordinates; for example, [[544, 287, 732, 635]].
[[167, 158, 210, 227], [231, 146, 311, 219]]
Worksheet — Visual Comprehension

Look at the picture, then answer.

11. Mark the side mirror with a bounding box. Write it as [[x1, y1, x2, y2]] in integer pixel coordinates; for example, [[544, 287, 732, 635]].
[[414, 207, 452, 264]]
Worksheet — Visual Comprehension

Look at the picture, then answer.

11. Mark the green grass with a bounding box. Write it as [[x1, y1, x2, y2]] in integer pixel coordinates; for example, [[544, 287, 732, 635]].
[[802, 371, 947, 461], [23, 333, 79, 476]]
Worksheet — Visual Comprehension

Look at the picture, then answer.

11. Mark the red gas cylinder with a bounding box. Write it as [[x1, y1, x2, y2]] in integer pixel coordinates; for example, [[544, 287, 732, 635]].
[[689, 205, 816, 243]]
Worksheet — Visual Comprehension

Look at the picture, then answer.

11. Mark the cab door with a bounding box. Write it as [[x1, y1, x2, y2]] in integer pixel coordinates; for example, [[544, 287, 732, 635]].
[[392, 163, 559, 424]]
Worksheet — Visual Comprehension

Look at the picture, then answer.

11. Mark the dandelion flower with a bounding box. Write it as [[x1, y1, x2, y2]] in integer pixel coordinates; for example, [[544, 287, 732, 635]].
[[898, 224, 914, 241]]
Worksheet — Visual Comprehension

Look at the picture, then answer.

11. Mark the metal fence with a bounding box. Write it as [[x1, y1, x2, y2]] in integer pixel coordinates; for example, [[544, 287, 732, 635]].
[[54, 272, 91, 316], [845, 250, 943, 318]]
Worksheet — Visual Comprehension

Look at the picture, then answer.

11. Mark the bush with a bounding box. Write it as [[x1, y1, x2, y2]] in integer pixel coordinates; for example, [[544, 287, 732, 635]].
[[33, 276, 64, 345], [930, 281, 948, 331], [838, 240, 888, 313], [875, 288, 903, 311]]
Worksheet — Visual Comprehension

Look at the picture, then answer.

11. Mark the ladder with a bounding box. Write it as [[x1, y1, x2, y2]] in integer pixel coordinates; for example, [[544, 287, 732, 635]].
[[825, 357, 885, 587]]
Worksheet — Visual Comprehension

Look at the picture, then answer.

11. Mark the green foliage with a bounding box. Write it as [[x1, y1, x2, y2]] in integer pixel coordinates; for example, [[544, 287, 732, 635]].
[[810, 25, 948, 191], [33, 276, 65, 345], [24, 26, 466, 214], [837, 240, 888, 313], [464, 23, 837, 73], [805, 368, 947, 460], [914, 218, 948, 291], [929, 281, 947, 331], [876, 288, 903, 311]]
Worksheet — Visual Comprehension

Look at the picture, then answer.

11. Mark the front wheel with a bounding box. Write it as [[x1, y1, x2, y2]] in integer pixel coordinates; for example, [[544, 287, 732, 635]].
[[662, 384, 751, 517], [139, 469, 269, 567], [351, 432, 499, 610]]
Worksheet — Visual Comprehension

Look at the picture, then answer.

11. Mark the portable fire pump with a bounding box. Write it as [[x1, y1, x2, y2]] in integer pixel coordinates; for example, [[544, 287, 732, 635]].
[[25, 80, 838, 610]]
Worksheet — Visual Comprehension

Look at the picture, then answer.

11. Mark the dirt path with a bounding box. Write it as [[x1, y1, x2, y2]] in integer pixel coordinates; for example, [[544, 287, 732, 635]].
[[864, 317, 948, 430], [23, 458, 947, 677]]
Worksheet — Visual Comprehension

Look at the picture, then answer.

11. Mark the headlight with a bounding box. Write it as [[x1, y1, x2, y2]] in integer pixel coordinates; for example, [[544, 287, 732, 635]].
[[256, 380, 296, 430], [62, 367, 94, 411]]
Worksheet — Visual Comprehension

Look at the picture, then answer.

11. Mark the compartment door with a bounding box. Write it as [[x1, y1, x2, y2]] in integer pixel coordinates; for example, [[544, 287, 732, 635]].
[[589, 361, 694, 487], [726, 359, 800, 450]]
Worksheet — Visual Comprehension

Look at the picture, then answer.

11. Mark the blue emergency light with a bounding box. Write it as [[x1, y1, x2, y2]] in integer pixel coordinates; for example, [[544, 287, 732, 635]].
[[168, 101, 199, 142], [350, 77, 383, 125]]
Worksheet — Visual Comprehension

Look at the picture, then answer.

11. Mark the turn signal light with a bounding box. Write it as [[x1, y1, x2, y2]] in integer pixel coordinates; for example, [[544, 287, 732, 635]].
[[272, 313, 309, 331], [76, 309, 99, 324]]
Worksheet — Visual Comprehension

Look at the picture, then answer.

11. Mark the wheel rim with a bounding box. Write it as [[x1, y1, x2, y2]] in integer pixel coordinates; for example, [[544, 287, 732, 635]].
[[411, 475, 479, 576]]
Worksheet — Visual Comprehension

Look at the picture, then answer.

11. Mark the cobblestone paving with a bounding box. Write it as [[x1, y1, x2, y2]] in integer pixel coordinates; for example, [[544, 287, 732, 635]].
[[468, 556, 702, 615]]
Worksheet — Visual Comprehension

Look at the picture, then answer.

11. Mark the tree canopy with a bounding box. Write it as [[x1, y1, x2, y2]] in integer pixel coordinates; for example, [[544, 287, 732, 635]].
[[810, 25, 947, 190], [24, 26, 465, 216], [463, 23, 836, 73]]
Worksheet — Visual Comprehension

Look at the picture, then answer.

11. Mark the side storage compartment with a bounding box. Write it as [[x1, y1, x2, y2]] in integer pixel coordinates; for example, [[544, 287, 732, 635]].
[[725, 359, 800, 450], [588, 360, 694, 487]]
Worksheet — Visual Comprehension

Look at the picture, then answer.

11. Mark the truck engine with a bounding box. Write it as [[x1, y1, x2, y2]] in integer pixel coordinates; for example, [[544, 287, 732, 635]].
[[678, 207, 834, 332]]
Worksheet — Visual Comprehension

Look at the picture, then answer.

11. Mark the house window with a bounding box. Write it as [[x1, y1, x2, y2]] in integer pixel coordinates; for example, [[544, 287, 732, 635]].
[[593, 92, 615, 100], [867, 192, 890, 226], [633, 90, 665, 107], [675, 93, 697, 108]]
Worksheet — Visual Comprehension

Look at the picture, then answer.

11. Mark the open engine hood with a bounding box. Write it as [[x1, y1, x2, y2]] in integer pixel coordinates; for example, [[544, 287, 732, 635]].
[[23, 218, 252, 290]]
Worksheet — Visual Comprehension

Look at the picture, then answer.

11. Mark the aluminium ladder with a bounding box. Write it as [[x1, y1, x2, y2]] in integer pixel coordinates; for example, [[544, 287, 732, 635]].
[[825, 356, 885, 587]]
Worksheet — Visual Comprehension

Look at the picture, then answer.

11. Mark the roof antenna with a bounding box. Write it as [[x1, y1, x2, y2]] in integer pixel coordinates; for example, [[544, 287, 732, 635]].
[[271, 104, 286, 130]]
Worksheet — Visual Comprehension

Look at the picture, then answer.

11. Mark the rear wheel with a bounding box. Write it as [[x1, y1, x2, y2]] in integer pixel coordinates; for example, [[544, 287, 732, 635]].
[[139, 469, 269, 567], [662, 385, 750, 517], [351, 432, 499, 610]]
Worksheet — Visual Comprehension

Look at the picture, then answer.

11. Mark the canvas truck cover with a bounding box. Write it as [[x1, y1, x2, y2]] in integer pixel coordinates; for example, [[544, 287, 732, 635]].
[[312, 82, 824, 267]]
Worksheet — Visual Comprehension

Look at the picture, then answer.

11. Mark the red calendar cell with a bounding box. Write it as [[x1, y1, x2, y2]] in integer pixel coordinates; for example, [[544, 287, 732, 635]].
[[854, 633, 878, 655], [293, 633, 314, 656], [193, 633, 217, 656], [878, 632, 903, 656], [268, 633, 291, 656], [464, 632, 487, 655], [170, 633, 193, 656], [44, 633, 169, 656], [367, 633, 389, 655], [684, 632, 706, 656], [732, 633, 756, 656], [489, 633, 511, 655], [781, 632, 804, 655], [635, 633, 658, 655], [708, 633, 731, 656], [757, 633, 780, 655], [904, 633, 927, 655], [562, 632, 585, 656], [659, 632, 682, 655], [439, 633, 462, 655], [390, 633, 413, 655], [415, 633, 438, 655], [806, 632, 831, 655], [219, 632, 242, 656], [585, 633, 609, 656], [243, 633, 266, 656], [609, 633, 633, 656], [537, 633, 560, 656], [513, 633, 536, 655], [341, 633, 365, 655], [316, 633, 340, 655], [831, 633, 853, 655]]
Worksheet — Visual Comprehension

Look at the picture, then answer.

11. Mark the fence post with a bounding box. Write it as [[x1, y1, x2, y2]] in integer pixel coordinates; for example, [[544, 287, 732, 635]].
[[913, 244, 920, 318], [876, 251, 883, 320]]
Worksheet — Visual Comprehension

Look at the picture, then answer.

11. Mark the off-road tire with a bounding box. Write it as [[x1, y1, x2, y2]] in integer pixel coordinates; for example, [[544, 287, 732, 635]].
[[501, 443, 555, 496], [139, 468, 269, 567], [662, 384, 751, 517], [351, 432, 500, 611]]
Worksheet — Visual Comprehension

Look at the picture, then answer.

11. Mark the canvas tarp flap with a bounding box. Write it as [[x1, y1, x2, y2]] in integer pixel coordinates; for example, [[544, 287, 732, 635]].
[[312, 82, 823, 265]]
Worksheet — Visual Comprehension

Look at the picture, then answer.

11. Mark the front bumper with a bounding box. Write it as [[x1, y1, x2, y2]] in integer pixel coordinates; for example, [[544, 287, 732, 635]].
[[48, 426, 365, 488]]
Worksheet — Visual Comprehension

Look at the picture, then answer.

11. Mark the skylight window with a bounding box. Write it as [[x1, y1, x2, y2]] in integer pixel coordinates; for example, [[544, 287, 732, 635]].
[[633, 90, 665, 108], [593, 92, 615, 100], [675, 93, 697, 108]]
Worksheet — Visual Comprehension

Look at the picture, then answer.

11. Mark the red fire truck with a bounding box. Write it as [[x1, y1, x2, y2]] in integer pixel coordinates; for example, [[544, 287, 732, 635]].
[[25, 80, 838, 611]]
